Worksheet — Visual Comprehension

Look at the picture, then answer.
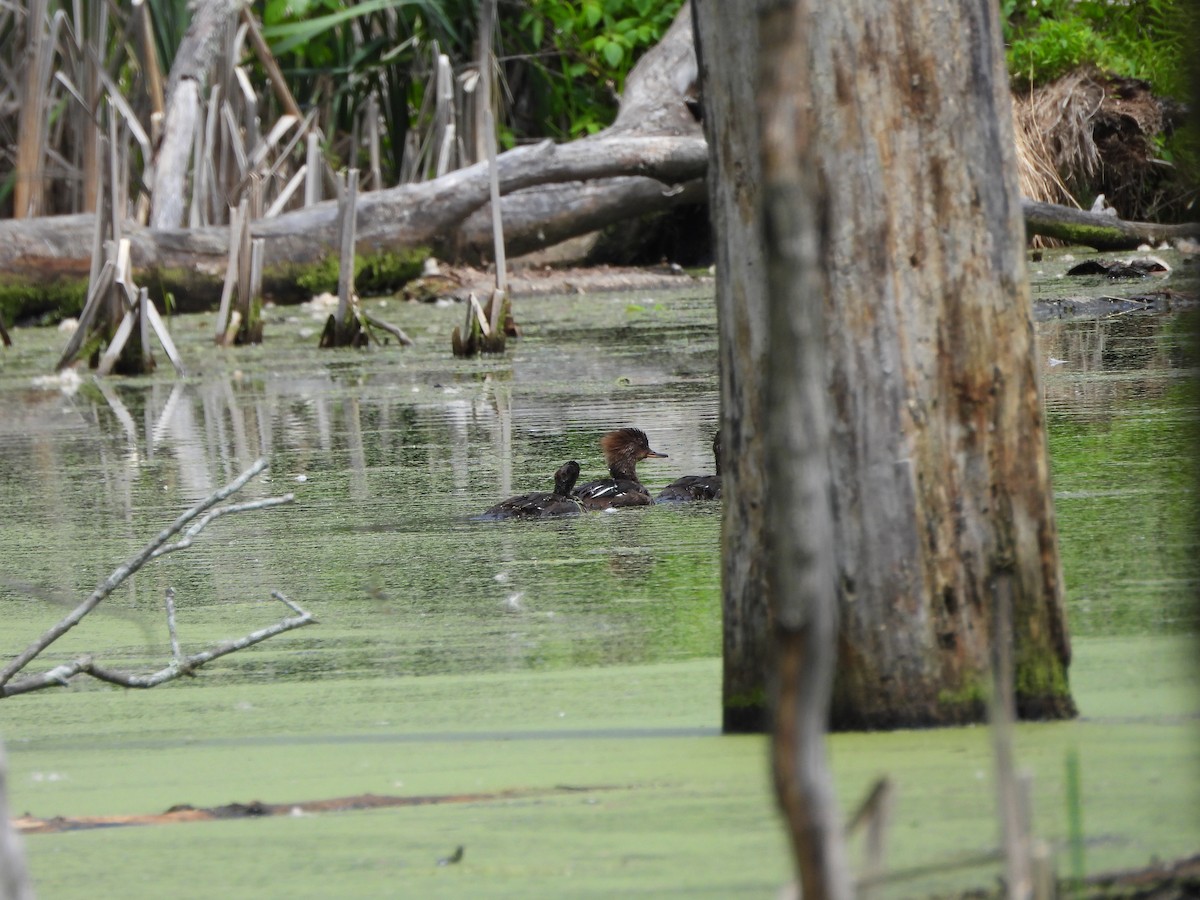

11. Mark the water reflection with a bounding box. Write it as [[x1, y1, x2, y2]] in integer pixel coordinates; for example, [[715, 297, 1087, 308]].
[[0, 291, 724, 685], [1, 294, 1194, 689], [1040, 310, 1199, 635]]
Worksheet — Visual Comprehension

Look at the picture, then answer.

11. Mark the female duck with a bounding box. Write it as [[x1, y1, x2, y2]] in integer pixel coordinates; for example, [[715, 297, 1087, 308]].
[[476, 460, 584, 520], [576, 428, 668, 510], [656, 431, 722, 502]]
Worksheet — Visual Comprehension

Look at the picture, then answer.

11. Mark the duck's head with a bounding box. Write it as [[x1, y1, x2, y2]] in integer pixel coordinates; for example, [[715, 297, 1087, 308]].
[[554, 460, 582, 496], [601, 428, 667, 478], [712, 430, 723, 476]]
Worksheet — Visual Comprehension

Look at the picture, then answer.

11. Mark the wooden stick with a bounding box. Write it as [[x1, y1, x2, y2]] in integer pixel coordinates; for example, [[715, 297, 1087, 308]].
[[366, 94, 382, 189], [165, 587, 182, 663], [362, 310, 414, 346], [0, 740, 33, 898], [305, 132, 322, 205], [239, 6, 304, 121], [56, 259, 114, 370], [265, 164, 306, 217], [484, 106, 507, 293], [137, 286, 154, 371], [143, 297, 186, 375], [214, 199, 246, 341], [94, 306, 137, 375], [991, 572, 1033, 900], [336, 169, 359, 330]]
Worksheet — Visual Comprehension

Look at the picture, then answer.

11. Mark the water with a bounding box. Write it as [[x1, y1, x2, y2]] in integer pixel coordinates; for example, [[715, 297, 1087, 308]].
[[1, 278, 1197, 898], [1, 289, 725, 686], [3, 273, 1195, 684]]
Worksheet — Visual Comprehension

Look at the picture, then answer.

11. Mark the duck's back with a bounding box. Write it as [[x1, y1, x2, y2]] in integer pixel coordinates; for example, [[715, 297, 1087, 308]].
[[656, 474, 722, 503], [576, 477, 652, 510]]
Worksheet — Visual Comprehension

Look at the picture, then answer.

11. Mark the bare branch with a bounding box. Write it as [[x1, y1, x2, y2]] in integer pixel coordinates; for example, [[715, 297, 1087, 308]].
[[150, 493, 295, 559], [0, 594, 315, 698], [0, 458, 290, 689]]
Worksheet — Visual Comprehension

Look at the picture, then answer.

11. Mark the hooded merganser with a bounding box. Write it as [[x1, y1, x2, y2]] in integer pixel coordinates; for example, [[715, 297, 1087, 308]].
[[656, 430, 722, 502], [476, 460, 584, 520], [576, 428, 668, 510]]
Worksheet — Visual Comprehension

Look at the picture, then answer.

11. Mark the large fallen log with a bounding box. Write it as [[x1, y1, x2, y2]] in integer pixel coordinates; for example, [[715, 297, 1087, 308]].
[[0, 136, 708, 311]]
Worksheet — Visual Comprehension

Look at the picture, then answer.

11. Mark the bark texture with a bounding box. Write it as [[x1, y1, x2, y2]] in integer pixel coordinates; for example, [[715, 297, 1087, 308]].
[[692, 0, 773, 733], [802, 0, 1074, 728]]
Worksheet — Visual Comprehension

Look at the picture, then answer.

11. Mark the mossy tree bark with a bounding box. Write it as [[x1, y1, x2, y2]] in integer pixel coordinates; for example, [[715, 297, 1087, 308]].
[[698, 0, 1075, 732], [811, 0, 1073, 728]]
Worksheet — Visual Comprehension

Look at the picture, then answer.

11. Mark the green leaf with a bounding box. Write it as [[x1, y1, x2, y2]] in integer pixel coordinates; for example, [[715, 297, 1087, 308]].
[[601, 40, 624, 68], [262, 0, 450, 56]]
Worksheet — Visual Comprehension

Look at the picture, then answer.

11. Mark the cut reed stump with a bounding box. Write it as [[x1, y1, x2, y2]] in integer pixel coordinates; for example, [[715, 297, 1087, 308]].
[[319, 170, 413, 349]]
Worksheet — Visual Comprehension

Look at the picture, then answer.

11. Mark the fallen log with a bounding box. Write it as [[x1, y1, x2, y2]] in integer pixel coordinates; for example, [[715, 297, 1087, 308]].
[[1021, 198, 1200, 250], [0, 136, 709, 314]]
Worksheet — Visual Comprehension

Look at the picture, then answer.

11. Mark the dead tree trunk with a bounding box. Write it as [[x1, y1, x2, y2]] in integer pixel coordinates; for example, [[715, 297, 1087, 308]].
[[691, 1, 772, 733], [808, 0, 1074, 728], [698, 0, 1075, 733], [150, 0, 243, 230]]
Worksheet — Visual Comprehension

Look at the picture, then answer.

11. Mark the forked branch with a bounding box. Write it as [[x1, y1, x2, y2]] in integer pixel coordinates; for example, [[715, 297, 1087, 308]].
[[0, 459, 312, 699]]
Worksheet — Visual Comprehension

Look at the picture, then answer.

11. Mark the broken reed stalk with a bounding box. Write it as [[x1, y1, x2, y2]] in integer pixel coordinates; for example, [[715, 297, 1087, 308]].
[[991, 571, 1035, 900], [0, 740, 34, 900], [336, 168, 359, 329], [0, 458, 307, 699]]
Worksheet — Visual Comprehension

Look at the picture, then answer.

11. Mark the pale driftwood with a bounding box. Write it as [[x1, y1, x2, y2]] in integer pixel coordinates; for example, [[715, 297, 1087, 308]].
[[150, 78, 200, 228], [362, 310, 414, 346], [0, 459, 304, 699]]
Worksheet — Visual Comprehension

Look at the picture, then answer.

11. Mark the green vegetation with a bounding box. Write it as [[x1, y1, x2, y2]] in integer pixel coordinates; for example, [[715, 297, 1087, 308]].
[[512, 0, 686, 138], [293, 247, 430, 295], [1003, 0, 1194, 95], [0, 276, 88, 326]]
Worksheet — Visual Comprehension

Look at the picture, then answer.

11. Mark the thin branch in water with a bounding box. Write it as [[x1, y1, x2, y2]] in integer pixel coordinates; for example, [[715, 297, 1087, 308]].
[[151, 493, 294, 559], [0, 458, 291, 692], [0, 594, 315, 697]]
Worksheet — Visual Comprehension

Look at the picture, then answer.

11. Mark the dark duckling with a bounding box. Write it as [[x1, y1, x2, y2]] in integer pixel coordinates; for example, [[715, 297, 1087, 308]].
[[476, 460, 584, 520], [656, 430, 722, 503], [576, 428, 668, 510]]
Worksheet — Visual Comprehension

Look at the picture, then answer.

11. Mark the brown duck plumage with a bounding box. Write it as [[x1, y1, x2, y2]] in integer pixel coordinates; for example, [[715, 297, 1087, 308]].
[[576, 428, 668, 510]]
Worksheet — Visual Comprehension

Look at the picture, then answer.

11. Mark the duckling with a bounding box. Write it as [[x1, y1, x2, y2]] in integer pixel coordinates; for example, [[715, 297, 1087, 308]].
[[656, 430, 722, 502], [476, 460, 583, 520]]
